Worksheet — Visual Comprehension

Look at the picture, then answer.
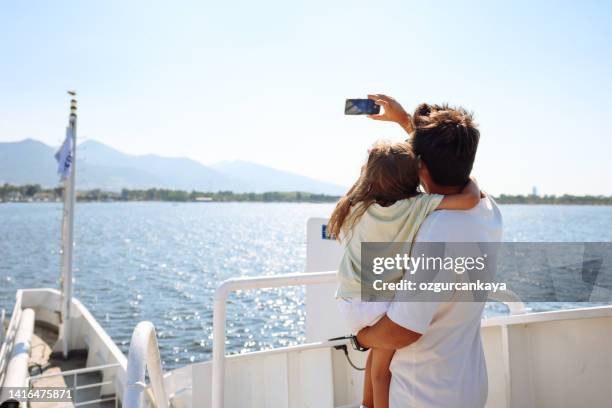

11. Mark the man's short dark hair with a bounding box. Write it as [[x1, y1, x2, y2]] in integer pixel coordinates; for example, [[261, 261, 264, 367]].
[[411, 103, 480, 186]]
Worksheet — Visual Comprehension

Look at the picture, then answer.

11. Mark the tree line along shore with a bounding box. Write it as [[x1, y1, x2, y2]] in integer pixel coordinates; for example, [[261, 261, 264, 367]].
[[2, 184, 612, 205], [0, 184, 338, 203]]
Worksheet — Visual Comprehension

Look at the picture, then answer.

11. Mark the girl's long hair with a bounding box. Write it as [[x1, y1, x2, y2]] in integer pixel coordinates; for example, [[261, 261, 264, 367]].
[[328, 140, 420, 241]]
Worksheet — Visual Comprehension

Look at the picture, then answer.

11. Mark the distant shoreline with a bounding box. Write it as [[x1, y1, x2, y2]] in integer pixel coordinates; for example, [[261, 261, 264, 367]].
[[1, 184, 340, 204], [2, 184, 612, 205], [493, 194, 612, 206]]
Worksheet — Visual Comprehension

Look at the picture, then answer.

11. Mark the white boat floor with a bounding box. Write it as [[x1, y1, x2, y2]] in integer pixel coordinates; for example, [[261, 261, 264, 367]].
[[28, 323, 116, 408]]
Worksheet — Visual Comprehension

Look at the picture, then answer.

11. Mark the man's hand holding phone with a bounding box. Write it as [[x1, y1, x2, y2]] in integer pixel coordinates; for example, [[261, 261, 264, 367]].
[[367, 94, 414, 135]]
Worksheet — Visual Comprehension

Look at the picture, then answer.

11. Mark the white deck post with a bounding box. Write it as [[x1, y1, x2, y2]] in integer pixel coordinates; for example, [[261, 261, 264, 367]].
[[211, 294, 227, 408]]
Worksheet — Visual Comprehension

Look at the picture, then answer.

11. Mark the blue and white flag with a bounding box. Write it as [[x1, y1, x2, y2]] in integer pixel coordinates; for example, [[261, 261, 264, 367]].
[[55, 128, 74, 181]]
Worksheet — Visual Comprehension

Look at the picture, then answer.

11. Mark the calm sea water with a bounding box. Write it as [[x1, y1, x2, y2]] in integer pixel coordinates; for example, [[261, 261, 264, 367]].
[[1, 202, 612, 370]]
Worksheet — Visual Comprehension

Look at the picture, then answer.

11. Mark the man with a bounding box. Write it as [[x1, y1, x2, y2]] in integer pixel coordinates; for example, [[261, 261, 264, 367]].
[[357, 94, 503, 408]]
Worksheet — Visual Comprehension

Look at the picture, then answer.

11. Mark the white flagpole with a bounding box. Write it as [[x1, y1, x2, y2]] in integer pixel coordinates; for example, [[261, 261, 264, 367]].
[[60, 93, 77, 358]]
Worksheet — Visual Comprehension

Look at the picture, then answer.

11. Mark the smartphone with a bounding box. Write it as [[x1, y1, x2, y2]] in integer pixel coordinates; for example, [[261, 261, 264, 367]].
[[344, 99, 380, 115]]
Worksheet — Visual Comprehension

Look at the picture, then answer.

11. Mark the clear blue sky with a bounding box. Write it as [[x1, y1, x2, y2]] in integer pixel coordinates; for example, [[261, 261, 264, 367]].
[[1, 0, 611, 195]]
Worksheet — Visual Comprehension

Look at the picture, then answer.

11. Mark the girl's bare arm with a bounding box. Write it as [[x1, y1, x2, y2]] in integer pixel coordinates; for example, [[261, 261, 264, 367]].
[[437, 178, 481, 210]]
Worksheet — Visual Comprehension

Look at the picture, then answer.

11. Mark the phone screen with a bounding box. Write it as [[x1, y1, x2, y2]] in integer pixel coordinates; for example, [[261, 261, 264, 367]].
[[344, 99, 380, 115]]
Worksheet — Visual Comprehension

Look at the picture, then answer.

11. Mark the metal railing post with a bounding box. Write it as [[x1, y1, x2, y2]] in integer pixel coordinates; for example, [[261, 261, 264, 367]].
[[27, 363, 120, 407], [211, 295, 227, 408]]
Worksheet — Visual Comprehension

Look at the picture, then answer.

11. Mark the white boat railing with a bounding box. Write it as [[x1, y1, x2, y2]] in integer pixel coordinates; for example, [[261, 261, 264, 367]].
[[0, 291, 23, 386], [212, 271, 338, 408], [125, 321, 169, 408], [28, 362, 121, 407], [210, 270, 525, 408]]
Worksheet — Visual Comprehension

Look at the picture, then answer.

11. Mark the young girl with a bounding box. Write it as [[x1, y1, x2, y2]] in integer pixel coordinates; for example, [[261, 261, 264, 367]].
[[328, 140, 480, 408]]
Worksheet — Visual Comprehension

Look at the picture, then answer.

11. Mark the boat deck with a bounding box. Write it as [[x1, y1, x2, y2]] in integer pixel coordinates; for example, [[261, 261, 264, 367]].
[[28, 323, 116, 408]]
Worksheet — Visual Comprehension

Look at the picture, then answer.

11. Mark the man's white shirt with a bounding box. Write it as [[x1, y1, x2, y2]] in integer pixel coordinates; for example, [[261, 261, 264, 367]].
[[387, 196, 503, 408]]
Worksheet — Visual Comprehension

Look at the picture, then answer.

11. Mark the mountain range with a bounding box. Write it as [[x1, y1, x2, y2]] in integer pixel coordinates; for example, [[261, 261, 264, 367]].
[[0, 139, 345, 195]]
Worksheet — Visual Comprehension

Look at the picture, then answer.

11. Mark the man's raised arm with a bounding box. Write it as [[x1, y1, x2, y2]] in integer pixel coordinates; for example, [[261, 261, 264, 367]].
[[356, 315, 422, 350]]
